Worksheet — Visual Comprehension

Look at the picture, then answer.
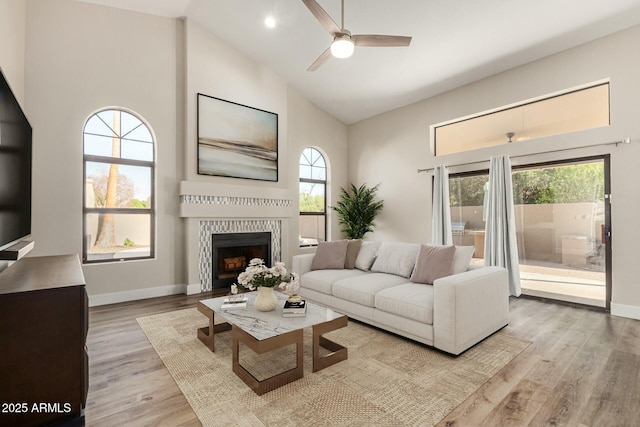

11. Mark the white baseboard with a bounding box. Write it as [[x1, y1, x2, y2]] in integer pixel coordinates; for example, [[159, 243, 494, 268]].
[[186, 283, 203, 295], [89, 284, 192, 307], [611, 302, 640, 320]]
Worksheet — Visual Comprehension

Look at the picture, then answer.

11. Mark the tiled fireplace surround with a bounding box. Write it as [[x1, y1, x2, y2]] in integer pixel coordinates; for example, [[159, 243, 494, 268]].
[[180, 181, 294, 293]]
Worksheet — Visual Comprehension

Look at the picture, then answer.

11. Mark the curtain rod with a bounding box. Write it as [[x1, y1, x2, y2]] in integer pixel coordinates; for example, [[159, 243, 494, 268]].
[[417, 137, 632, 173]]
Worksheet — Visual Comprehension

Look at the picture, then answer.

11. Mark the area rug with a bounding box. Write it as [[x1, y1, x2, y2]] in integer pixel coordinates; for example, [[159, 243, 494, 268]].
[[137, 308, 529, 426]]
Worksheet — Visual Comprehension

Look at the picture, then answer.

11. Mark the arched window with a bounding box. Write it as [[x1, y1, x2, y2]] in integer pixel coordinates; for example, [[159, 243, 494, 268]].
[[82, 109, 155, 263], [299, 147, 326, 246]]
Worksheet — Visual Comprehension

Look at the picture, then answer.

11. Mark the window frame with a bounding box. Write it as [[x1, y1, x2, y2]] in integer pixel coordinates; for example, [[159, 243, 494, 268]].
[[82, 108, 156, 264], [432, 81, 610, 156], [299, 147, 327, 247]]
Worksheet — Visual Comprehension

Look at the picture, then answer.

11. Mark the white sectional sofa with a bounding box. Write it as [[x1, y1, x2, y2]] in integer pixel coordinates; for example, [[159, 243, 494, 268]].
[[292, 241, 509, 355]]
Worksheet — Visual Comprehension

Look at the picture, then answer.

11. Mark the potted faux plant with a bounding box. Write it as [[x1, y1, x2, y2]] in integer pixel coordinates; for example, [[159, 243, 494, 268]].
[[331, 183, 384, 240]]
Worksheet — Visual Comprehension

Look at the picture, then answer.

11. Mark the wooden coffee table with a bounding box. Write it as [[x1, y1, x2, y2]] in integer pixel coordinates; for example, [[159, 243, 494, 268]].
[[197, 291, 347, 395]]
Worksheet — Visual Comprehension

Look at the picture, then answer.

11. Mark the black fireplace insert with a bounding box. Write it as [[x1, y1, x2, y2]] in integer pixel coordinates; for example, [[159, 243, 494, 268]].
[[211, 232, 272, 290]]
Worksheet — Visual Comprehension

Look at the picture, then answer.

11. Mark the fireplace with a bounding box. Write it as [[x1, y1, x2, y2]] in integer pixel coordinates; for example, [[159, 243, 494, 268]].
[[211, 232, 272, 290]]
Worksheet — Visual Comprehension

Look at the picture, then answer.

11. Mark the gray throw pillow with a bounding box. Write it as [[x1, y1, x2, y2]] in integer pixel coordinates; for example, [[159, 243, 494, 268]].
[[410, 244, 456, 284], [344, 239, 362, 269], [311, 240, 349, 270]]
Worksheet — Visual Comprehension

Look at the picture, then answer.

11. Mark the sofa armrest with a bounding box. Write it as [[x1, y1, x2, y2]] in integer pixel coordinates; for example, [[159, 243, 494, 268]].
[[292, 253, 315, 276], [433, 266, 509, 355]]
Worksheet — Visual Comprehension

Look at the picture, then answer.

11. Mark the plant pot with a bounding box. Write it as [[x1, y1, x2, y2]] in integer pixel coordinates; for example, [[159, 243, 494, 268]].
[[254, 286, 277, 312]]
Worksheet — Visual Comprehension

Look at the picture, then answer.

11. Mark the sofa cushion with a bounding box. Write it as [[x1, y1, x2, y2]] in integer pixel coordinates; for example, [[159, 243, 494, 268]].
[[375, 283, 434, 324], [453, 246, 475, 274], [301, 269, 367, 295], [354, 241, 381, 271], [311, 240, 349, 270], [332, 273, 409, 307], [410, 244, 456, 284], [345, 239, 362, 269], [370, 242, 420, 278]]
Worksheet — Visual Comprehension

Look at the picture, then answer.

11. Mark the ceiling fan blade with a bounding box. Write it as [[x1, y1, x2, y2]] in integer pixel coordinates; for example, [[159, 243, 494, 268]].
[[302, 0, 341, 35], [307, 47, 332, 71], [352, 35, 412, 47]]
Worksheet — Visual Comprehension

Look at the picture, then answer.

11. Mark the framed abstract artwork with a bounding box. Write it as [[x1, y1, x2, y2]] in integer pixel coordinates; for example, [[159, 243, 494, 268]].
[[197, 93, 278, 182]]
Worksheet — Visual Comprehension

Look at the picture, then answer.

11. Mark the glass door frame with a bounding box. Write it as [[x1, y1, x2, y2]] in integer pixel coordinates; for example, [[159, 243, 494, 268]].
[[446, 154, 612, 310], [512, 155, 611, 311]]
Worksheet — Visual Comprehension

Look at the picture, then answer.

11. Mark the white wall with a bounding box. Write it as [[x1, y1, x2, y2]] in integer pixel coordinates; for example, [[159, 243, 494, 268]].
[[181, 18, 292, 290], [24, 0, 183, 299], [183, 19, 289, 186], [287, 89, 349, 263], [17, 3, 348, 302], [348, 25, 640, 316], [180, 19, 348, 281], [0, 0, 26, 104], [10, 1, 639, 316], [349, 104, 432, 242]]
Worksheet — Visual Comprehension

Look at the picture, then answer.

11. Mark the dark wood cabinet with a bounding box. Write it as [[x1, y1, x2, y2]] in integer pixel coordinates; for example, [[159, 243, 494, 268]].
[[0, 255, 88, 426]]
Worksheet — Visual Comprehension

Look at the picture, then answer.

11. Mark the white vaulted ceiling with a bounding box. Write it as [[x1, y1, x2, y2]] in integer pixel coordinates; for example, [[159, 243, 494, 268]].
[[76, 0, 640, 124]]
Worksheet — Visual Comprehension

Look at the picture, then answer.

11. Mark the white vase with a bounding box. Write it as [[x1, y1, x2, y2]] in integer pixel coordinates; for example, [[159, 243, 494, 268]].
[[254, 286, 277, 312]]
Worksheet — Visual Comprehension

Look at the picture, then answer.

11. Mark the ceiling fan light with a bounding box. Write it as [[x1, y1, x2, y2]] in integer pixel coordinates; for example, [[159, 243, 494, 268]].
[[331, 37, 354, 58]]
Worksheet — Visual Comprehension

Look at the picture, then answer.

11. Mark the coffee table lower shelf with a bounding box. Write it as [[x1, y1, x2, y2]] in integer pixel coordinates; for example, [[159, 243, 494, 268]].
[[197, 299, 348, 395]]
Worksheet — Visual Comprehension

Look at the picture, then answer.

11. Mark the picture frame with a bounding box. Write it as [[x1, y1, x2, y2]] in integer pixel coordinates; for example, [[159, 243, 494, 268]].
[[197, 93, 278, 182]]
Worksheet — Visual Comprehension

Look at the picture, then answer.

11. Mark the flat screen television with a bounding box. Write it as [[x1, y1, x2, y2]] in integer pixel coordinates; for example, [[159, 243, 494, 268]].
[[0, 67, 32, 252]]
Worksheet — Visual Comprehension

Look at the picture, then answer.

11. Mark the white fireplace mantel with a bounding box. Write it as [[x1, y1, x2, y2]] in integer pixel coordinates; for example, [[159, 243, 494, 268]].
[[179, 180, 294, 219]]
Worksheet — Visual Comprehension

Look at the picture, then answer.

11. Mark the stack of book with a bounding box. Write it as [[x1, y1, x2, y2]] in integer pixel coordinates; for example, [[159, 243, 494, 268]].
[[282, 299, 306, 317], [221, 295, 248, 310]]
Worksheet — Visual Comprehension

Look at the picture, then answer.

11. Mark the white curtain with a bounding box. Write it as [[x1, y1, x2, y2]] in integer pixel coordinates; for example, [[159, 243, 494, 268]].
[[484, 156, 521, 296], [431, 165, 453, 245]]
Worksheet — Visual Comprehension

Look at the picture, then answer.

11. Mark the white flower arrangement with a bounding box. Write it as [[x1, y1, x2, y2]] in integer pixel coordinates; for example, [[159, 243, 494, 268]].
[[231, 258, 299, 295]]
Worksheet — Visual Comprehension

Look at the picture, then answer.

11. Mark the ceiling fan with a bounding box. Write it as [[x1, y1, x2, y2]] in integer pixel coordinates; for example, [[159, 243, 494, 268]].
[[302, 0, 412, 71]]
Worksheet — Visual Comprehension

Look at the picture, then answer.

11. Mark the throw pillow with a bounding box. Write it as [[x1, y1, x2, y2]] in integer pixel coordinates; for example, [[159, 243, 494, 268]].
[[370, 242, 420, 278], [311, 240, 349, 270], [453, 246, 475, 274], [344, 239, 362, 269], [410, 244, 456, 284], [354, 241, 382, 271]]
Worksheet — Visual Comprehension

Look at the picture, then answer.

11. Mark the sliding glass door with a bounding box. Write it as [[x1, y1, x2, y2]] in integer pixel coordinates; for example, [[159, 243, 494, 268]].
[[449, 156, 611, 308]]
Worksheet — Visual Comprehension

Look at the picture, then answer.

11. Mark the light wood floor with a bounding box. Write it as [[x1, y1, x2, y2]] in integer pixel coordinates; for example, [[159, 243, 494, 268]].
[[85, 294, 640, 426]]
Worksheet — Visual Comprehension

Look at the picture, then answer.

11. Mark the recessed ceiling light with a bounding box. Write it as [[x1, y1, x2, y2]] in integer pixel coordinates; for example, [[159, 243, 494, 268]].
[[264, 16, 276, 29]]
